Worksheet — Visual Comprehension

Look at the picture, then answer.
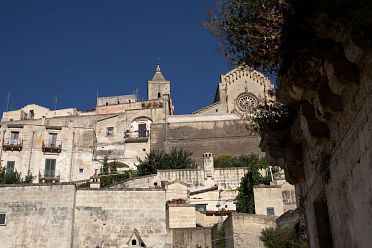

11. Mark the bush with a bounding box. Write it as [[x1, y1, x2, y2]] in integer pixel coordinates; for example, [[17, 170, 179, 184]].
[[214, 155, 236, 168], [136, 148, 196, 176], [252, 103, 293, 134], [0, 166, 34, 184], [260, 225, 308, 248], [99, 157, 132, 187]]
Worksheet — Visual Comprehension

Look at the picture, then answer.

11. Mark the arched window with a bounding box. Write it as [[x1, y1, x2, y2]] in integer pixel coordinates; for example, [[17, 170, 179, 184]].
[[158, 92, 161, 98], [132, 239, 137, 246]]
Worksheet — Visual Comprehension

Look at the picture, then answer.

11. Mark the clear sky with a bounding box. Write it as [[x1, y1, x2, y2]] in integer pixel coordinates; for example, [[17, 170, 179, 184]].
[[0, 0, 233, 115]]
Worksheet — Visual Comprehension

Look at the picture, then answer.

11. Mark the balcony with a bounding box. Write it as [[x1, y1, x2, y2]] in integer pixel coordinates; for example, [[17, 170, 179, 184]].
[[2, 138, 23, 151], [38, 170, 60, 183], [42, 140, 62, 153], [124, 130, 149, 143]]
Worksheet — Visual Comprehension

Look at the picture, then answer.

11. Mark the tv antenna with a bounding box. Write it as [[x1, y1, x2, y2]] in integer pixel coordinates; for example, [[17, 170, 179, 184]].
[[54, 94, 58, 110], [6, 91, 11, 111]]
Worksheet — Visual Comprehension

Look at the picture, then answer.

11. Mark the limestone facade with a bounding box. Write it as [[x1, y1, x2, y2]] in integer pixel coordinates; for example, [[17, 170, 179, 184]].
[[193, 66, 274, 115], [0, 65, 273, 183], [218, 213, 276, 248], [253, 176, 297, 217], [0, 152, 295, 247], [0, 184, 171, 248]]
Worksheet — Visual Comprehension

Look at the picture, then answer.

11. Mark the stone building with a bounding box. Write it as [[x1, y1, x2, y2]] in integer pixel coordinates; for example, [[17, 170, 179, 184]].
[[0, 153, 294, 248], [193, 66, 273, 115], [0, 65, 273, 182], [253, 173, 297, 217]]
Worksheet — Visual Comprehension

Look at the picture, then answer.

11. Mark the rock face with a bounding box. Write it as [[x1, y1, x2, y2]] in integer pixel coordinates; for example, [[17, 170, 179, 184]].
[[260, 2, 372, 247]]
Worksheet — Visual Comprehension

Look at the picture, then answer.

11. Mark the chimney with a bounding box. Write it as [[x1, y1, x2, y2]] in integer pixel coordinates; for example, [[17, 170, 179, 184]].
[[203, 153, 214, 179], [89, 169, 101, 189]]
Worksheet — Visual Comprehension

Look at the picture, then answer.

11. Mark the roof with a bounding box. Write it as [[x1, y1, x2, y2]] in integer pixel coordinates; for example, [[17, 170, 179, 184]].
[[151, 64, 166, 81], [127, 228, 146, 247], [190, 185, 218, 195]]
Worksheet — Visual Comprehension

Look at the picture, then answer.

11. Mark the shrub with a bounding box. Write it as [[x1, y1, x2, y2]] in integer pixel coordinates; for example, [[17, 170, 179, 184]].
[[136, 148, 196, 176], [260, 225, 308, 248]]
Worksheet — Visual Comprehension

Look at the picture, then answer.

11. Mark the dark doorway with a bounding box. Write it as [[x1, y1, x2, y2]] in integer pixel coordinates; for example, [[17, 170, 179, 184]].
[[313, 192, 333, 248]]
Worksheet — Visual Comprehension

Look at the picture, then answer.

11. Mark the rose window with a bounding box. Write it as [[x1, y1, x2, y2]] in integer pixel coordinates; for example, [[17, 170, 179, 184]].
[[236, 93, 258, 112]]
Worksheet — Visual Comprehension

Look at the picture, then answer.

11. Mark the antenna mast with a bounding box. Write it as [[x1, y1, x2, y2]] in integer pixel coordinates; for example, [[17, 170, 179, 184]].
[[6, 92, 10, 111], [54, 94, 58, 110]]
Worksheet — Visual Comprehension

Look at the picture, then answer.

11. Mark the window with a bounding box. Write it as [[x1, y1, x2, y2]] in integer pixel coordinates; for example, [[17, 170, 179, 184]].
[[138, 124, 147, 138], [29, 110, 34, 119], [79, 168, 84, 174], [9, 131, 20, 145], [266, 207, 275, 216], [0, 213, 6, 225], [45, 159, 56, 177], [195, 204, 207, 213], [6, 161, 15, 173], [132, 239, 137, 246], [158, 92, 161, 98], [11, 131, 19, 139], [106, 127, 114, 136], [48, 133, 57, 146], [105, 102, 108, 106]]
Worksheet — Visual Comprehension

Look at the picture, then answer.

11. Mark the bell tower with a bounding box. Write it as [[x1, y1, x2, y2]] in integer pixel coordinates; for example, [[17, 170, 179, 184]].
[[147, 62, 170, 100]]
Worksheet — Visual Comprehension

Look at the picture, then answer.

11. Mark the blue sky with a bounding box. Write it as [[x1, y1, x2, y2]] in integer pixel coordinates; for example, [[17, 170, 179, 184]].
[[0, 0, 234, 115]]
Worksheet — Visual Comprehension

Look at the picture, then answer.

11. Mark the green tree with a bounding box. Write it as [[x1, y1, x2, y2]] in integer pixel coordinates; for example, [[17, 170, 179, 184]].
[[0, 165, 34, 184], [214, 155, 236, 168], [206, 0, 285, 72], [99, 157, 131, 187], [136, 148, 196, 176], [235, 154, 271, 213]]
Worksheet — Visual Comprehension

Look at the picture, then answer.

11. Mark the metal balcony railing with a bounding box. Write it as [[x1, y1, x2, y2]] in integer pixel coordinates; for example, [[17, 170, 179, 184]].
[[2, 138, 23, 151], [124, 130, 149, 143], [42, 140, 62, 153], [38, 170, 60, 183]]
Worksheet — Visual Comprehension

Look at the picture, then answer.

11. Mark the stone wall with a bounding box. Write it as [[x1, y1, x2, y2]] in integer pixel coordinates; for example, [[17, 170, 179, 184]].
[[74, 188, 170, 248], [0, 185, 171, 248], [0, 184, 76, 248], [223, 213, 276, 248], [195, 211, 226, 227], [253, 181, 296, 217], [150, 118, 262, 166], [167, 204, 196, 229], [165, 181, 189, 202], [157, 168, 247, 191], [172, 227, 212, 248], [276, 208, 303, 230], [110, 174, 158, 189]]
